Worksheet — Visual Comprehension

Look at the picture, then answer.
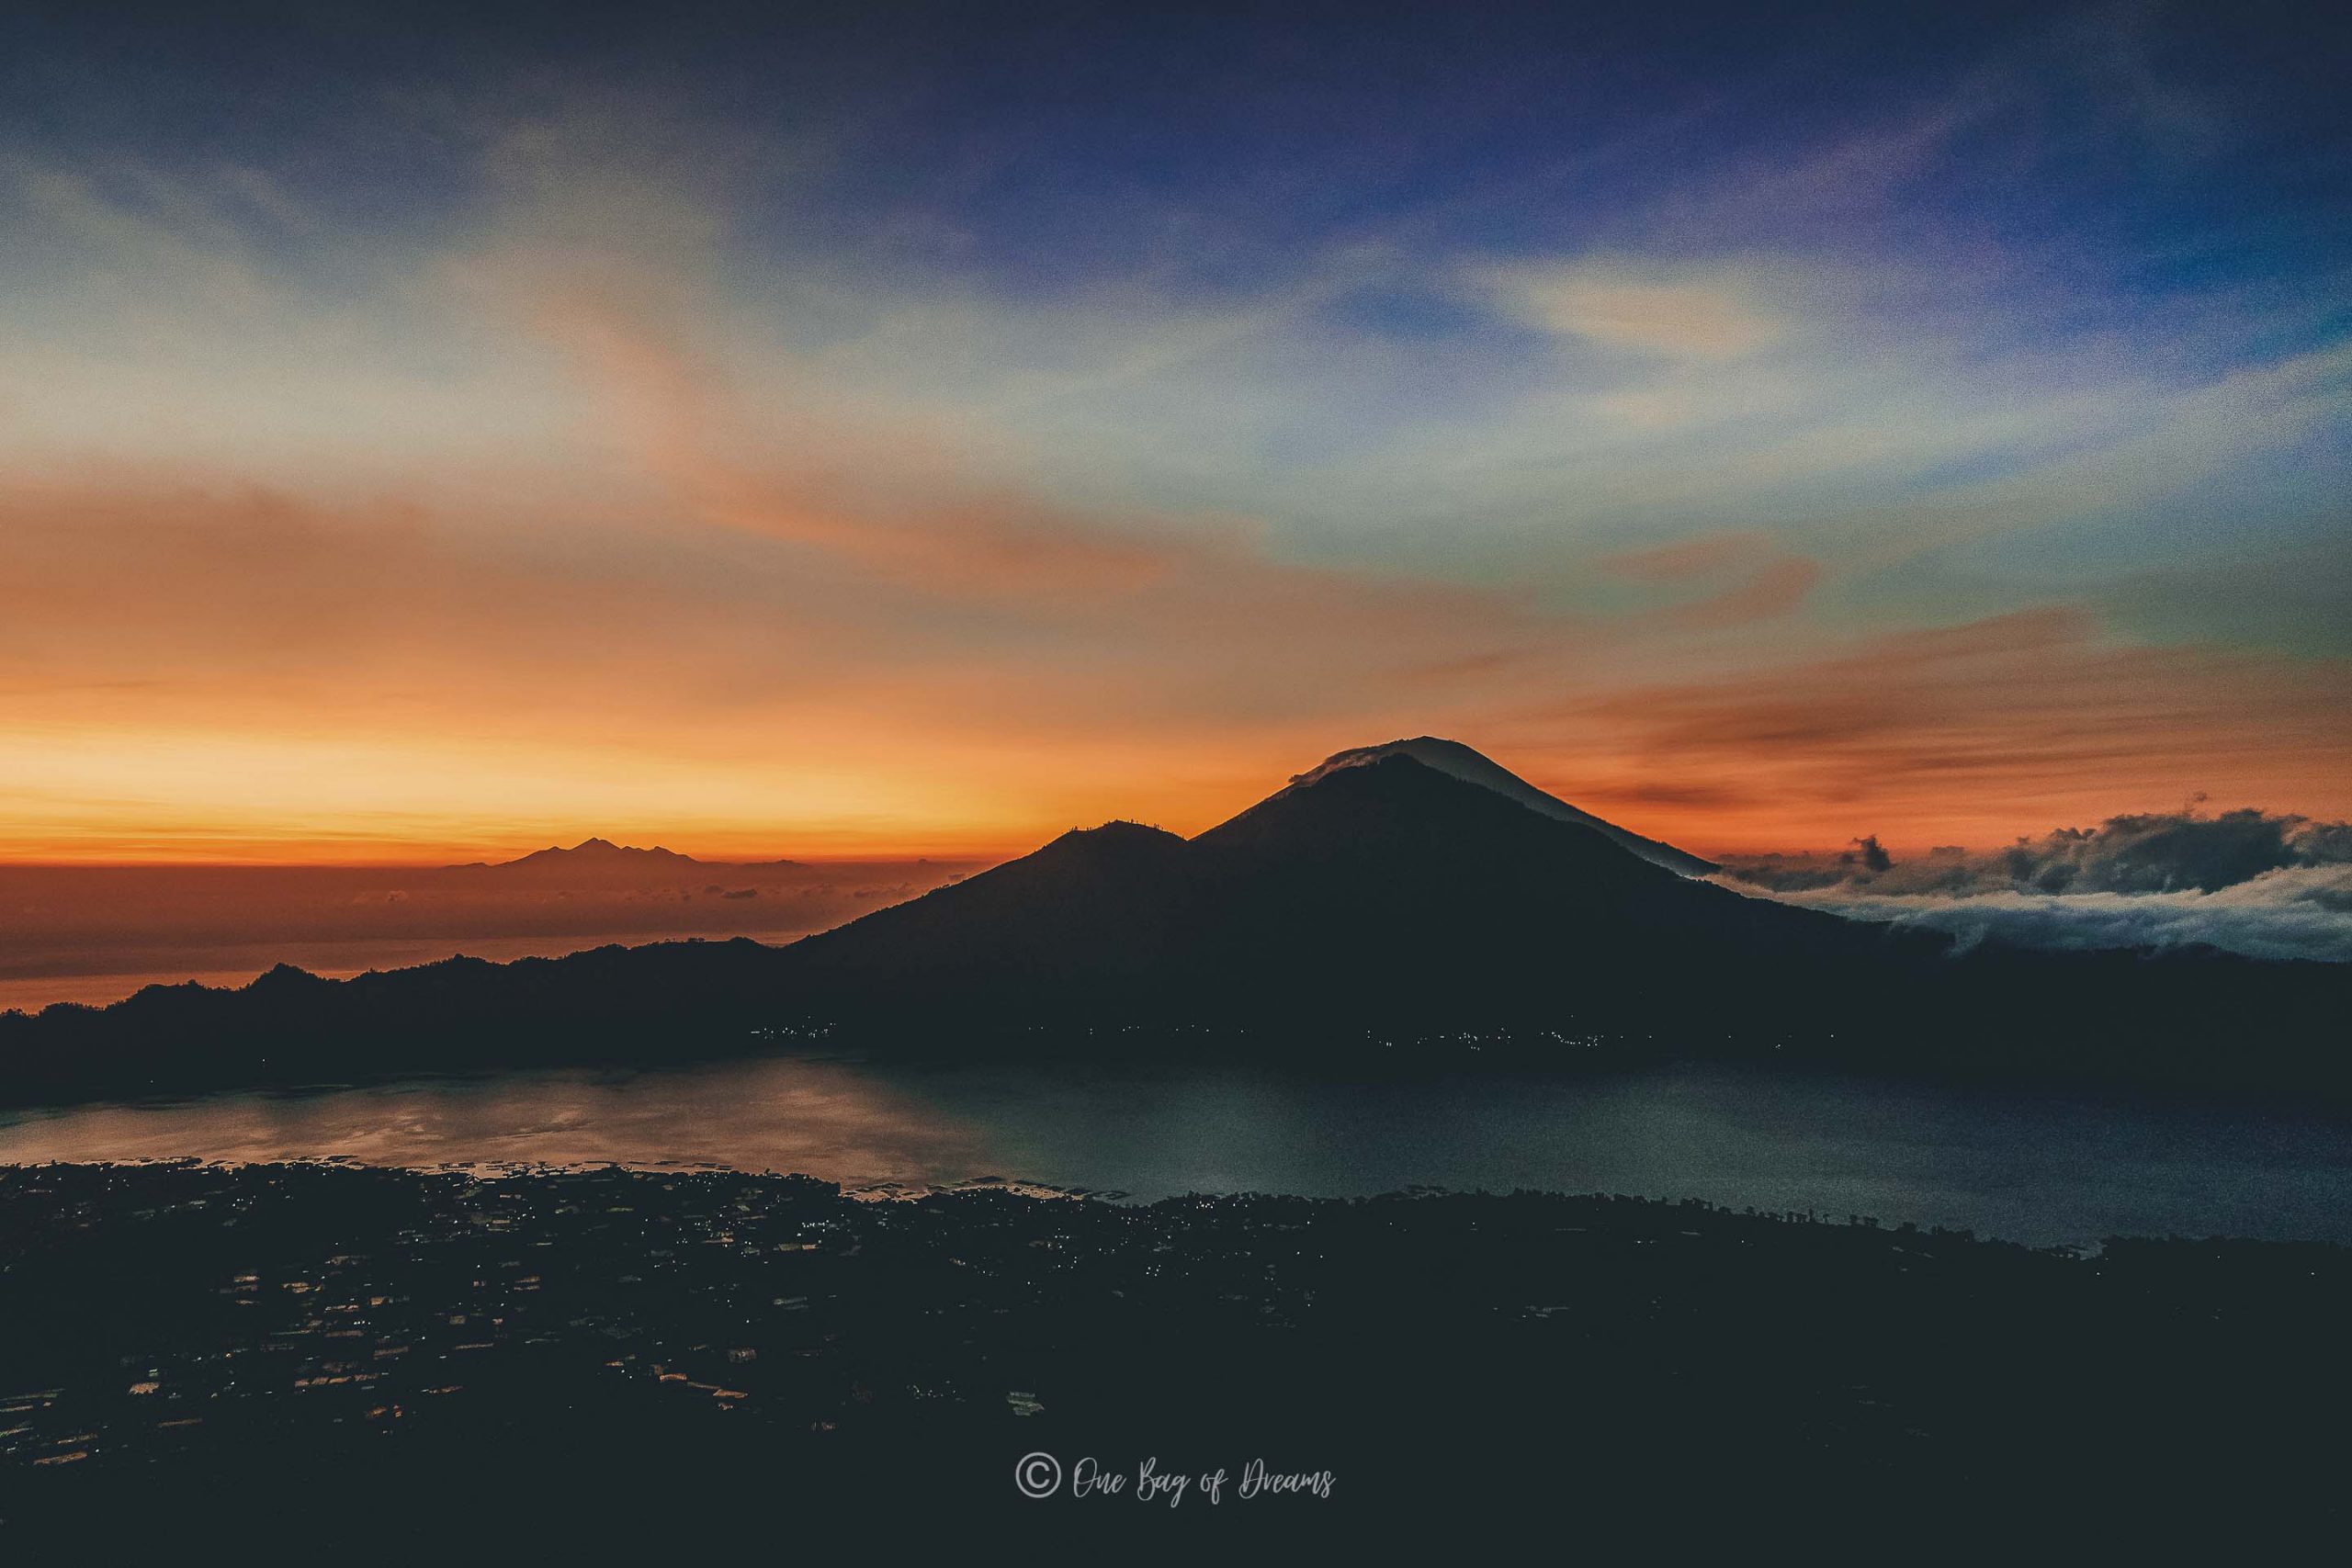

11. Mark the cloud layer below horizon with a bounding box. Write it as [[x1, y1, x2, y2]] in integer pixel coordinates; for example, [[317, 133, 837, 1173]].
[[1722, 805, 2352, 961]]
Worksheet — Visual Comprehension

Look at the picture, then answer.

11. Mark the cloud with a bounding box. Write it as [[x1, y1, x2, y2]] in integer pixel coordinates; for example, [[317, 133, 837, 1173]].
[[1724, 805, 2352, 897], [1598, 530, 1823, 628], [1717, 805, 2352, 963], [1849, 835, 1894, 874], [527, 285, 1198, 601], [1748, 864, 2352, 964], [1603, 532, 1775, 582], [1475, 260, 1788, 358], [1665, 557, 1824, 629], [1519, 607, 2352, 852], [1996, 806, 2352, 896]]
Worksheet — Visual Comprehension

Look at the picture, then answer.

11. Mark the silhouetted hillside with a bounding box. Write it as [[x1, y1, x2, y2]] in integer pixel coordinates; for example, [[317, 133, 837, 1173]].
[[782, 753, 1926, 1018], [3, 745, 2346, 1102], [785, 820, 1193, 1000]]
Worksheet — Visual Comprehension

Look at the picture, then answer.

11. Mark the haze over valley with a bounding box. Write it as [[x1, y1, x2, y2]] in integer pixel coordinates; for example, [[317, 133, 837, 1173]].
[[0, 850, 978, 1011]]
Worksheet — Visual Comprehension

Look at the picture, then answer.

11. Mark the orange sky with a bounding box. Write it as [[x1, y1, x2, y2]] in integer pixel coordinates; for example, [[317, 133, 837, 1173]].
[[4, 378, 2346, 864]]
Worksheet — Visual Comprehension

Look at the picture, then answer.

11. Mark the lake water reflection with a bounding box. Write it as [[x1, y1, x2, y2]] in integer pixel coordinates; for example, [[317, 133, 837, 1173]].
[[4, 1055, 2349, 1247]]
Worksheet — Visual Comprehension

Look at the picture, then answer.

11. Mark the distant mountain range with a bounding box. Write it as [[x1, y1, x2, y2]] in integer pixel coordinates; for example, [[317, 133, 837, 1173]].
[[4, 739, 2345, 1101], [446, 838, 810, 885], [450, 837, 705, 870]]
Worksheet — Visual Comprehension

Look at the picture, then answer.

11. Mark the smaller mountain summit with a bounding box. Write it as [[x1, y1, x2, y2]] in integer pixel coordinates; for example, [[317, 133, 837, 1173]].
[[445, 839, 810, 886], [448, 839, 810, 875], [445, 838, 704, 874], [500, 838, 701, 869]]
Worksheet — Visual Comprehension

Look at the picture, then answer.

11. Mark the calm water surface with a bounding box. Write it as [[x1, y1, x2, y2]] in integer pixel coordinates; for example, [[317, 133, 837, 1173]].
[[4, 1055, 2348, 1247]]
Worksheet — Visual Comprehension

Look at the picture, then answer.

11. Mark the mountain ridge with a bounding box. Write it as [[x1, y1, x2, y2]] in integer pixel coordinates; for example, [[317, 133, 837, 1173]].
[[782, 750, 1907, 1017], [447, 838, 809, 875], [5, 739, 2346, 1103]]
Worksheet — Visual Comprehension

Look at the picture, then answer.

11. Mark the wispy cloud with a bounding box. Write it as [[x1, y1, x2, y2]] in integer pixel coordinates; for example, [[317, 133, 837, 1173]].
[[1501, 608, 2352, 851], [1474, 259, 1789, 358]]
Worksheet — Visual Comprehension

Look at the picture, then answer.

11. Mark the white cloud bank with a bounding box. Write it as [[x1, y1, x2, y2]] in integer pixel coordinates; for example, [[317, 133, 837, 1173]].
[[1744, 863, 2352, 964]]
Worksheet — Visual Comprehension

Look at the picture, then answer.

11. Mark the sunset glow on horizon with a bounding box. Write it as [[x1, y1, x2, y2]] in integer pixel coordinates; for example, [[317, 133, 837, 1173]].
[[5, 2, 2346, 867]]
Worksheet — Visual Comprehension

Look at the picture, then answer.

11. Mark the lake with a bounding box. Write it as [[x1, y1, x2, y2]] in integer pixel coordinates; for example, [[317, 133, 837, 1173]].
[[4, 1054, 2349, 1247]]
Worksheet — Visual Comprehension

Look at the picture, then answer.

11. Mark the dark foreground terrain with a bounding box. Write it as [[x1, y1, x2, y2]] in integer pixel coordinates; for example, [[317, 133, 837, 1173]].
[[3, 1163, 2346, 1555]]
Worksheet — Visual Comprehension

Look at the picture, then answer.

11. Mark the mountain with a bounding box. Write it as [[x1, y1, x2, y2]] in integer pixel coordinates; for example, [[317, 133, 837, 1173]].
[[784, 750, 1879, 1016], [5, 739, 2346, 1101], [447, 839, 808, 884], [1275, 737, 1718, 876], [453, 838, 703, 871]]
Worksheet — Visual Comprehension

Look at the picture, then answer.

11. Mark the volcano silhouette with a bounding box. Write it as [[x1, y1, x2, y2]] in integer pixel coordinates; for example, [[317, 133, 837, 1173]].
[[6, 739, 2346, 1100], [783, 744, 1894, 1015]]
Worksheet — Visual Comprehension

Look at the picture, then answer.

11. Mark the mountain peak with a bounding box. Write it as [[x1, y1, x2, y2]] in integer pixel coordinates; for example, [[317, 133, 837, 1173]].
[[1287, 736, 1490, 789], [518, 839, 696, 865], [1277, 737, 1716, 877], [1033, 819, 1188, 863], [442, 839, 707, 874]]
